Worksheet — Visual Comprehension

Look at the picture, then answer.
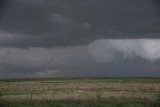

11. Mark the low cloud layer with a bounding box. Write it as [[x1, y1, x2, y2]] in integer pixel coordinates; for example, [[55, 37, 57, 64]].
[[0, 39, 160, 77], [89, 39, 160, 62]]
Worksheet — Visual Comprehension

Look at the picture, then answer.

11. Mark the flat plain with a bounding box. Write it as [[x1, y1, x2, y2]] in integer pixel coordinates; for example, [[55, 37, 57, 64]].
[[0, 77, 160, 107]]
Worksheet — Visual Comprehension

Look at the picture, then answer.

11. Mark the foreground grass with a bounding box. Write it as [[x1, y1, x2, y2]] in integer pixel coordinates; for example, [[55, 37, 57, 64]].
[[0, 102, 160, 107], [0, 77, 160, 107]]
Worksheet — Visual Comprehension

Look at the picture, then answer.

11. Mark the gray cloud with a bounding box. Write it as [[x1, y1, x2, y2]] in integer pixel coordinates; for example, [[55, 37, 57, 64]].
[[0, 0, 160, 77], [89, 39, 160, 62], [0, 39, 160, 77], [0, 0, 160, 48], [0, 45, 94, 77]]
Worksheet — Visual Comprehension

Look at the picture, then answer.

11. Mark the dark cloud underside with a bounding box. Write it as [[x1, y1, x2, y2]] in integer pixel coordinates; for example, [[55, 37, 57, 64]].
[[0, 0, 160, 47]]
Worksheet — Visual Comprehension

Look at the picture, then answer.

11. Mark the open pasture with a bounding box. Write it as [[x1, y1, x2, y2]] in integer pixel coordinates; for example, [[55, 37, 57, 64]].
[[0, 78, 160, 107]]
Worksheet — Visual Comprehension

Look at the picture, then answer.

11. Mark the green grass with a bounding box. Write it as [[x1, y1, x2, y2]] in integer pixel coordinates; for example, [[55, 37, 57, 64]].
[[0, 77, 160, 83]]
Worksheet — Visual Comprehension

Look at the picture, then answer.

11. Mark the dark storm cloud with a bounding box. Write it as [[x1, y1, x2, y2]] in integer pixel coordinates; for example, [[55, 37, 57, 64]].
[[0, 0, 7, 16], [0, 0, 160, 78], [0, 0, 160, 47], [0, 0, 5, 10]]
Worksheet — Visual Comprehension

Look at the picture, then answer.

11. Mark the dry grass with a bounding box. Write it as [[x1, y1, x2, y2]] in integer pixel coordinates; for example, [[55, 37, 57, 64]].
[[0, 78, 160, 103]]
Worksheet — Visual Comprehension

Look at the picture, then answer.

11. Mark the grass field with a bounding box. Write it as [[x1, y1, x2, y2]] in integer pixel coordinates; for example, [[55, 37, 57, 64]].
[[0, 77, 160, 107]]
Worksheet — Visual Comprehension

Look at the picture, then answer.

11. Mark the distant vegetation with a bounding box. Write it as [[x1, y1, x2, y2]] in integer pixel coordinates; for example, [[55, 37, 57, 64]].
[[0, 77, 160, 107]]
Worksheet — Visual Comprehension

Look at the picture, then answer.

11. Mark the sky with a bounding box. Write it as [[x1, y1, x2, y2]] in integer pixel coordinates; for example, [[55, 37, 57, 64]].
[[0, 0, 160, 78]]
